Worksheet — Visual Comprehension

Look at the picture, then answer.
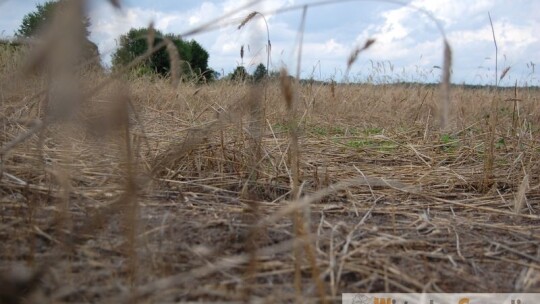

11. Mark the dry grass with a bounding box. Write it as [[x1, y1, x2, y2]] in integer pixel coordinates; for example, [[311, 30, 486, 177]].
[[1, 2, 540, 303]]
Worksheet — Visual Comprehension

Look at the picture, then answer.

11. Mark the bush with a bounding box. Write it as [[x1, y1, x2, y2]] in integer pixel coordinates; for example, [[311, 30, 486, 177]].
[[112, 28, 212, 82]]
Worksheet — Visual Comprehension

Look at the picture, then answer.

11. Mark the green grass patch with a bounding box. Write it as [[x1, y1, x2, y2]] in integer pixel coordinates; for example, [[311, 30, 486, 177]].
[[439, 133, 459, 152], [272, 122, 291, 133], [306, 125, 362, 136], [363, 127, 383, 135], [311, 125, 328, 136], [345, 138, 397, 151], [496, 137, 505, 149]]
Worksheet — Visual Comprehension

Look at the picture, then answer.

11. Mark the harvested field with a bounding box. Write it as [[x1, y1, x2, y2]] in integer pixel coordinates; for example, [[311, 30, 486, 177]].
[[1, 2, 540, 303], [1, 72, 539, 302]]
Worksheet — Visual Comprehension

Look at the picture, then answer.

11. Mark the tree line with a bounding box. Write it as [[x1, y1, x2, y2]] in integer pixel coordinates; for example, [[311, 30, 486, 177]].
[[13, 0, 270, 83]]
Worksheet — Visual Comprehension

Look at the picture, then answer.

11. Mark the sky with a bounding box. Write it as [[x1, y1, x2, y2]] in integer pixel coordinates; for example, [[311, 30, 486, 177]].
[[0, 0, 538, 85]]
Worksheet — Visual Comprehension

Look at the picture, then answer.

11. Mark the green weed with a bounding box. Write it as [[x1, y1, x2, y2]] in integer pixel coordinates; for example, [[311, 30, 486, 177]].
[[440, 133, 459, 152]]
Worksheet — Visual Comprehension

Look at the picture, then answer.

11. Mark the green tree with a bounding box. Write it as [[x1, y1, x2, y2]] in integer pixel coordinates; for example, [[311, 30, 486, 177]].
[[112, 28, 185, 76], [230, 66, 248, 82], [189, 40, 209, 75], [16, 0, 99, 62], [112, 28, 212, 81], [253, 63, 267, 82]]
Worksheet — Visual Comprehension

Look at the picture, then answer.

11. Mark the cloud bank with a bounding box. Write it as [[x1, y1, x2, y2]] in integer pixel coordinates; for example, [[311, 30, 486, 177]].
[[0, 0, 538, 85]]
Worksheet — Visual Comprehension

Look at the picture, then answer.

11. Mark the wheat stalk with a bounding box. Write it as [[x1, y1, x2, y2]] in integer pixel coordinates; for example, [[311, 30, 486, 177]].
[[439, 40, 452, 130], [164, 38, 180, 86], [500, 66, 511, 82], [238, 11, 258, 30], [345, 38, 376, 77]]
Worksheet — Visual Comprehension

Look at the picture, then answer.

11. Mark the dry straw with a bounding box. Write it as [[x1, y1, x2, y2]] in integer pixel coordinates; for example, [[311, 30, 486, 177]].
[[164, 38, 180, 86], [146, 22, 156, 53], [514, 174, 529, 214], [439, 40, 452, 130]]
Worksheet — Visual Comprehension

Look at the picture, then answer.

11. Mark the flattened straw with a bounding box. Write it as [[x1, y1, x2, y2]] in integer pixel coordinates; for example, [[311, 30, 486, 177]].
[[514, 174, 529, 215], [117, 236, 314, 303], [0, 120, 45, 156], [48, 168, 73, 251], [242, 200, 261, 301]]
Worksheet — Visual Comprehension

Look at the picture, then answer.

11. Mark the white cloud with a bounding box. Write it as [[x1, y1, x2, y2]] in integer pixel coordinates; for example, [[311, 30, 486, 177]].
[[88, 6, 156, 64], [185, 2, 220, 26], [1, 0, 531, 84], [409, 0, 494, 26], [379, 8, 411, 41], [450, 20, 537, 51], [205, 0, 292, 71], [343, 0, 539, 84], [88, 3, 219, 65], [87, 0, 293, 70]]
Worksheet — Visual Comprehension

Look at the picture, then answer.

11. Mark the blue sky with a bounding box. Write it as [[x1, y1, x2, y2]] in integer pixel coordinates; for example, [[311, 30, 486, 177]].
[[0, 0, 538, 85]]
